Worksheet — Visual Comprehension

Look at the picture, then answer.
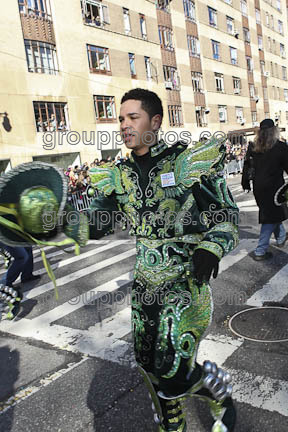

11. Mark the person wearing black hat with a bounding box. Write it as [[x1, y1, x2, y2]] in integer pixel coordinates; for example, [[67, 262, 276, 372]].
[[242, 118, 288, 260]]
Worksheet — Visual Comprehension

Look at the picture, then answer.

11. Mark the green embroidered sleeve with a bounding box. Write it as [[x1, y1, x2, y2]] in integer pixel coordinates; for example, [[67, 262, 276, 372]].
[[193, 175, 239, 260], [89, 163, 124, 196], [86, 193, 120, 240]]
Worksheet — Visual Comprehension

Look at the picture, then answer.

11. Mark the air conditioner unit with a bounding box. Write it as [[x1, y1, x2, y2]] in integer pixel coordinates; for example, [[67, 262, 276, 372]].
[[253, 96, 259, 102], [233, 30, 239, 38], [264, 71, 270, 77], [165, 81, 173, 89], [240, 118, 246, 125], [252, 121, 260, 127], [234, 88, 240, 94], [205, 107, 210, 114]]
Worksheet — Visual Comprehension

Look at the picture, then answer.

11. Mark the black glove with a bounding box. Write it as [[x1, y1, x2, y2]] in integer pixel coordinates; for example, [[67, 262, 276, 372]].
[[192, 248, 219, 285]]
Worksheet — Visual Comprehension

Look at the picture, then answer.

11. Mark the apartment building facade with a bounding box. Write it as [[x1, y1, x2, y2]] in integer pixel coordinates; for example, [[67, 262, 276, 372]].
[[0, 0, 288, 169]]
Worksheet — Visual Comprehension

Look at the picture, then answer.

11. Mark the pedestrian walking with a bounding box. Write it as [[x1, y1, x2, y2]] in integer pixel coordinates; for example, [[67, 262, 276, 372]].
[[241, 119, 288, 260]]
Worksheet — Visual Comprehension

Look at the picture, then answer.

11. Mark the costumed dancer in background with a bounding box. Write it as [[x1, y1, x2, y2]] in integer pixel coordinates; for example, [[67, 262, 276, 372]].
[[86, 89, 239, 431]]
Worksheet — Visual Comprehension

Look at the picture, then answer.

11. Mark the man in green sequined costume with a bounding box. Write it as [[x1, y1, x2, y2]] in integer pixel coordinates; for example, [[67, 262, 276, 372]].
[[87, 89, 239, 432]]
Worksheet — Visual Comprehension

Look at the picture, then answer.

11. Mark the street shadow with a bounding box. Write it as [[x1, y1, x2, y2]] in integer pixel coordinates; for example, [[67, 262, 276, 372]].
[[0, 346, 19, 431]]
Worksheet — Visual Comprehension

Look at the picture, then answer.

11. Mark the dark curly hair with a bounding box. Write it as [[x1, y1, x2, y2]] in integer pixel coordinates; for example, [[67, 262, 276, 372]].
[[121, 88, 163, 120]]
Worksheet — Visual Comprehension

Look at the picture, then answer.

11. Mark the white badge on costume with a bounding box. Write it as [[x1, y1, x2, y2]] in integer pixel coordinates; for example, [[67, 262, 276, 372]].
[[161, 172, 176, 187]]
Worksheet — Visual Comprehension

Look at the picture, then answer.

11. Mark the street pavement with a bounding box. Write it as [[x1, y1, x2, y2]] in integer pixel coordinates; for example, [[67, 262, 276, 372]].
[[0, 174, 288, 432]]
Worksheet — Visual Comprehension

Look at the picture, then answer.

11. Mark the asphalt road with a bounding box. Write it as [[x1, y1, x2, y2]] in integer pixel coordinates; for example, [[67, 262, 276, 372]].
[[0, 174, 288, 432]]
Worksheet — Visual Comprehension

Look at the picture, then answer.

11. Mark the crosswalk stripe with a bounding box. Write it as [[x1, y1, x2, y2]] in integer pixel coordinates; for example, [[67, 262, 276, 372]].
[[29, 271, 133, 325], [219, 239, 257, 273], [247, 263, 288, 306], [22, 248, 136, 301], [237, 199, 256, 207]]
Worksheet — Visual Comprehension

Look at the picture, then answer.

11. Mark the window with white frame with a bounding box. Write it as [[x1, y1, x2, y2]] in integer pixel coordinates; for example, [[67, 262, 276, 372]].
[[195, 107, 207, 127], [208, 7, 217, 27], [224, 0, 232, 4], [183, 0, 196, 21], [236, 106, 244, 123], [271, 61, 274, 77], [211, 40, 220, 60], [251, 111, 257, 122], [284, 88, 288, 101], [277, 0, 281, 11], [163, 66, 180, 90], [233, 77, 241, 94], [278, 20, 283, 35], [191, 72, 203, 92], [243, 28, 250, 43], [140, 14, 147, 39], [249, 84, 255, 98], [273, 39, 276, 54], [227, 16, 234, 34], [246, 56, 253, 71], [159, 26, 174, 51], [81, 0, 110, 26], [271, 15, 274, 30], [240, 0, 247, 16], [19, 0, 52, 20], [260, 61, 265, 75], [282, 66, 287, 80], [215, 73, 224, 92], [280, 43, 286, 58], [277, 86, 280, 99], [123, 8, 131, 35], [218, 105, 227, 123], [258, 36, 263, 50], [87, 45, 111, 73], [267, 37, 271, 52], [129, 53, 136, 76], [25, 40, 58, 74], [255, 9, 261, 24], [145, 56, 152, 80], [187, 35, 200, 57], [230, 47, 237, 65], [275, 63, 278, 78], [265, 12, 269, 27]]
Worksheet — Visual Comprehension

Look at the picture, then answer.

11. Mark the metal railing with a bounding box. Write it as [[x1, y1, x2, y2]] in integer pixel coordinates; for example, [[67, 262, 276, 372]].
[[68, 187, 98, 211]]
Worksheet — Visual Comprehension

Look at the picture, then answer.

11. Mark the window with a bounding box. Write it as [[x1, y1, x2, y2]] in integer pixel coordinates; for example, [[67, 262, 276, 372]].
[[188, 36, 200, 57], [191, 72, 203, 92], [282, 66, 287, 80], [157, 0, 170, 11], [246, 56, 253, 71], [18, 0, 52, 20], [218, 105, 227, 123], [277, 0, 281, 11], [195, 107, 207, 127], [183, 0, 196, 21], [235, 106, 244, 123], [123, 8, 131, 35], [265, 12, 269, 27], [240, 0, 247, 16], [278, 20, 283, 35], [286, 111, 288, 122], [215, 73, 224, 92], [284, 88, 288, 101], [233, 77, 241, 94], [260, 61, 265, 75], [94, 95, 116, 121], [159, 26, 174, 51], [168, 106, 183, 127], [163, 66, 180, 90], [129, 53, 136, 77], [251, 111, 257, 122], [230, 47, 238, 65], [208, 7, 217, 27], [227, 16, 234, 34], [273, 39, 276, 54], [87, 45, 110, 73], [271, 61, 274, 77], [145, 56, 152, 80], [280, 43, 286, 58], [81, 0, 110, 26], [140, 14, 147, 39], [263, 87, 268, 100], [275, 63, 278, 78], [277, 86, 280, 99], [271, 15, 274, 30], [249, 84, 255, 98], [224, 0, 232, 4], [33, 102, 69, 132], [255, 9, 261, 24], [211, 40, 220, 60], [24, 40, 58, 74], [258, 36, 263, 50], [243, 28, 250, 43], [267, 37, 271, 52]]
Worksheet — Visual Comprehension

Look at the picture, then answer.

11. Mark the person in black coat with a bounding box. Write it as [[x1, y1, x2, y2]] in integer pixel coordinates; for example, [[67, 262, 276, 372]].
[[241, 118, 288, 260]]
